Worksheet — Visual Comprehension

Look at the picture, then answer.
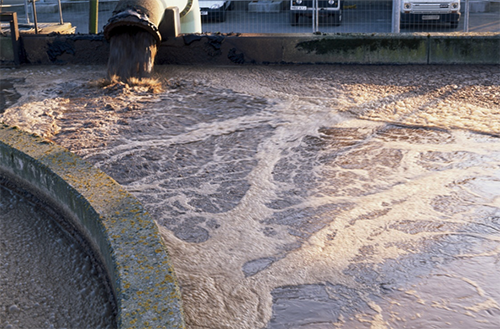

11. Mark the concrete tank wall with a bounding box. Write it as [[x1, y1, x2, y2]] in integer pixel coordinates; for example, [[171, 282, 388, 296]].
[[0, 124, 185, 329], [3, 32, 498, 65]]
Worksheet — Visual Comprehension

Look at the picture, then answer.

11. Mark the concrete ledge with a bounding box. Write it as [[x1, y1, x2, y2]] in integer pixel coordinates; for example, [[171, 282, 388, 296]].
[[158, 32, 500, 65], [159, 33, 431, 65], [0, 124, 185, 329], [428, 33, 500, 64], [5, 32, 500, 65], [281, 33, 428, 64]]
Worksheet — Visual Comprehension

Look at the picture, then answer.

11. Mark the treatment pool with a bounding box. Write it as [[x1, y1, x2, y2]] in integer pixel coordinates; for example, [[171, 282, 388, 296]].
[[1, 64, 500, 328]]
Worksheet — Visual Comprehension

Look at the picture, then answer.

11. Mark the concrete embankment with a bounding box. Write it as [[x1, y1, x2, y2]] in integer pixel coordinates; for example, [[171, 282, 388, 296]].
[[0, 124, 185, 329], [1, 32, 499, 65]]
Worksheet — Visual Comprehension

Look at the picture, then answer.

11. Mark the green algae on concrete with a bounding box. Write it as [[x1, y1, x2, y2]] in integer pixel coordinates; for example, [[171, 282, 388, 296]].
[[428, 33, 500, 64], [0, 36, 15, 63], [0, 124, 185, 329], [15, 32, 500, 66], [286, 33, 428, 64]]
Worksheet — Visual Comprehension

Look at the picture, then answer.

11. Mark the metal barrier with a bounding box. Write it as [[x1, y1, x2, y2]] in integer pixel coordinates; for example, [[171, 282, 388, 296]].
[[0, 11, 22, 64], [1, 1, 499, 35], [0, 0, 67, 33]]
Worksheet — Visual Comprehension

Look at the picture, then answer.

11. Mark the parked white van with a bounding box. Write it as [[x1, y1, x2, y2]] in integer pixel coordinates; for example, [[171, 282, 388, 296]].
[[400, 0, 461, 29], [290, 0, 344, 26]]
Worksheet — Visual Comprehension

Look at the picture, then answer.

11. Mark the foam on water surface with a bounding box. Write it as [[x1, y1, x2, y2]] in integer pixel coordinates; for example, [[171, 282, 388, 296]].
[[1, 64, 499, 328]]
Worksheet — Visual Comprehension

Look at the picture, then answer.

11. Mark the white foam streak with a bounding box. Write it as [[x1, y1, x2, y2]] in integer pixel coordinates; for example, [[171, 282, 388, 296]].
[[2, 64, 500, 329]]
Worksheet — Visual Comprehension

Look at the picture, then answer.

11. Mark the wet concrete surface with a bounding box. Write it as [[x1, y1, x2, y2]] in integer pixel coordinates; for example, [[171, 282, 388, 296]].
[[0, 64, 499, 328]]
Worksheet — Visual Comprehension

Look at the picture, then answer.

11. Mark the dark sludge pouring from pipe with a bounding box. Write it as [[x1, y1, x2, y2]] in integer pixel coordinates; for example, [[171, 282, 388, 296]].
[[105, 23, 158, 81], [103, 0, 168, 81], [103, 0, 201, 82]]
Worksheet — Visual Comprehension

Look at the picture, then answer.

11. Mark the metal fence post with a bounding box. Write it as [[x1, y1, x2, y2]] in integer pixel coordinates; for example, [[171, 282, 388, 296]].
[[24, 0, 31, 24], [58, 0, 63, 24], [30, 0, 38, 34], [464, 0, 470, 32], [89, 0, 99, 34], [313, 0, 318, 33], [392, 0, 401, 33]]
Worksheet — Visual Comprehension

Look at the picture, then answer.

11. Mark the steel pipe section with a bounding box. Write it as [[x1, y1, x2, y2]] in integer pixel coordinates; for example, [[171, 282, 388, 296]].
[[104, 0, 201, 44]]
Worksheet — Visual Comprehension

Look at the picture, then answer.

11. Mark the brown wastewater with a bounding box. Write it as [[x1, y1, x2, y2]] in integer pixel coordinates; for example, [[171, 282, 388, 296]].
[[0, 180, 117, 328], [106, 27, 158, 81], [1, 64, 499, 329]]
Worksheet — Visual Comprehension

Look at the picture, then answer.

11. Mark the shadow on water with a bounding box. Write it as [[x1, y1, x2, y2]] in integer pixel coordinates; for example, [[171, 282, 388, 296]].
[[0, 78, 24, 113]]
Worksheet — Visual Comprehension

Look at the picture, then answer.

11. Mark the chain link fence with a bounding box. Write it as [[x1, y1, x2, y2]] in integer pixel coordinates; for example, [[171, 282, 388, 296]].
[[1, 0, 499, 34]]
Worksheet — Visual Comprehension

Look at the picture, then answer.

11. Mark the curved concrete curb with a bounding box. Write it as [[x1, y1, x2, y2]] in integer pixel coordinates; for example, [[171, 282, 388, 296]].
[[0, 124, 185, 329]]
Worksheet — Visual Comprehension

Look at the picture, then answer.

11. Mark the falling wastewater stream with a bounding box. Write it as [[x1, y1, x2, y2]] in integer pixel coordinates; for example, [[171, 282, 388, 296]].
[[106, 28, 158, 81], [103, 0, 167, 83], [0, 64, 499, 328]]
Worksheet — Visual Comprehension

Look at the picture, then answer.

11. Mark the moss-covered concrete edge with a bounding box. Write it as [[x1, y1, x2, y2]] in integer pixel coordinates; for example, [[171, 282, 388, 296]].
[[2, 32, 497, 65], [0, 124, 185, 329]]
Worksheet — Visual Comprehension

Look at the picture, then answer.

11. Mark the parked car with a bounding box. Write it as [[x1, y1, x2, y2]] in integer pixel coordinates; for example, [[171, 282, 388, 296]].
[[290, 0, 344, 26], [199, 0, 233, 22], [400, 0, 461, 29]]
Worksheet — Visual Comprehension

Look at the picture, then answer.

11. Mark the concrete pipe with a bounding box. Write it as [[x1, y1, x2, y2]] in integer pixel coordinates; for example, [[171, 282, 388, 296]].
[[104, 0, 201, 44], [103, 0, 201, 80]]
